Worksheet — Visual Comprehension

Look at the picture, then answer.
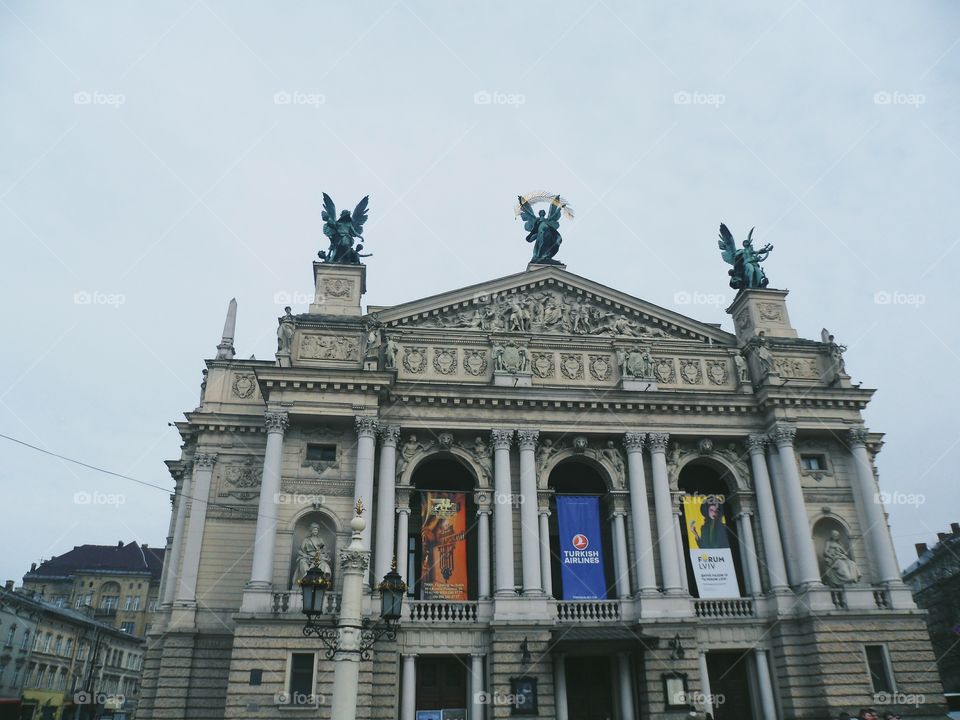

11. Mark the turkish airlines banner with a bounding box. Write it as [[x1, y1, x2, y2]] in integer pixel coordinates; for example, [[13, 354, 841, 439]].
[[683, 494, 741, 598], [420, 491, 468, 600], [556, 495, 607, 600]]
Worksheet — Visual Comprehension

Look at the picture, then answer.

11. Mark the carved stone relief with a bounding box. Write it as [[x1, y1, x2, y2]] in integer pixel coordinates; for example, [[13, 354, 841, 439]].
[[680, 359, 703, 385], [462, 349, 488, 376], [322, 278, 353, 299], [299, 334, 360, 361], [231, 373, 257, 399], [217, 457, 263, 501], [773, 357, 820, 380], [706, 360, 729, 385], [433, 348, 458, 375], [560, 353, 584, 380], [530, 352, 555, 379], [589, 354, 613, 381], [654, 358, 676, 384], [402, 346, 428, 374]]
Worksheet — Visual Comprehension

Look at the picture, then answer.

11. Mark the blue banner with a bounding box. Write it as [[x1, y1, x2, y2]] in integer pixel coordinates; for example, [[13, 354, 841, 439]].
[[556, 495, 607, 600]]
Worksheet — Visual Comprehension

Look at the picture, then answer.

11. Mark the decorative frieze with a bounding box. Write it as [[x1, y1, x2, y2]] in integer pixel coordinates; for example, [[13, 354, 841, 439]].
[[299, 334, 360, 361]]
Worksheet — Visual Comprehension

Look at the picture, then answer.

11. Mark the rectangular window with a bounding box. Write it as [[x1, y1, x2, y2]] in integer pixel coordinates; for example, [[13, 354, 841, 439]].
[[865, 645, 895, 694], [288, 653, 315, 705], [121, 622, 135, 634], [5, 625, 15, 646], [305, 444, 337, 462], [20, 631, 30, 650], [54, 637, 62, 655], [800, 454, 826, 471], [101, 595, 119, 611], [65, 638, 73, 657]]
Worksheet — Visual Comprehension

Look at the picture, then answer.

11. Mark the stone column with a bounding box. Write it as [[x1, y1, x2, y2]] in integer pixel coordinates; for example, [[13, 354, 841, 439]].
[[674, 510, 690, 593], [648, 433, 683, 593], [517, 429, 543, 595], [329, 514, 368, 720], [765, 443, 797, 587], [492, 429, 516, 595], [247, 411, 288, 589], [754, 648, 778, 720], [174, 453, 216, 604], [746, 434, 789, 592], [848, 428, 901, 584], [769, 424, 821, 587], [617, 653, 636, 720], [395, 501, 411, 591], [400, 654, 416, 720], [611, 509, 631, 599], [623, 432, 657, 595], [353, 416, 379, 554], [554, 654, 569, 720], [470, 653, 485, 720], [373, 425, 401, 584], [538, 503, 553, 598], [698, 650, 713, 717], [162, 467, 193, 607], [735, 511, 763, 596], [475, 490, 492, 600]]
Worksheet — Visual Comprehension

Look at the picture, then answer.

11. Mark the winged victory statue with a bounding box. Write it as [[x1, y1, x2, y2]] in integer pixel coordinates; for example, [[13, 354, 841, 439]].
[[319, 193, 370, 264], [519, 195, 566, 264], [717, 223, 773, 289]]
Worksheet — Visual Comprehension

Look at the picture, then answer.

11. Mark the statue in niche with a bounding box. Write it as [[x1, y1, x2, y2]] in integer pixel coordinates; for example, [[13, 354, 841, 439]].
[[601, 441, 625, 481], [734, 352, 750, 386], [383, 335, 399, 370], [717, 223, 773, 289], [292, 523, 333, 587], [363, 317, 382, 365], [319, 193, 370, 264], [277, 307, 295, 353], [821, 328, 847, 384], [821, 530, 861, 587], [745, 331, 774, 377]]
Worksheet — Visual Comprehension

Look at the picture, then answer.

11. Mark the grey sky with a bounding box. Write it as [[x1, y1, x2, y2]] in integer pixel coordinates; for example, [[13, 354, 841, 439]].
[[1, 1, 958, 584]]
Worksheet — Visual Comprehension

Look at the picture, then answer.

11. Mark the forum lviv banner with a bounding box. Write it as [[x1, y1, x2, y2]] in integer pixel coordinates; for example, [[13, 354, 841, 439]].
[[556, 495, 607, 600], [419, 491, 468, 600], [682, 494, 741, 598]]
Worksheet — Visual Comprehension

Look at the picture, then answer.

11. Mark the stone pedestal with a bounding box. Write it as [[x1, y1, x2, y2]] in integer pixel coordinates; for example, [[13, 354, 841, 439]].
[[493, 370, 532, 387], [620, 377, 657, 392], [310, 261, 366, 315], [726, 288, 797, 343]]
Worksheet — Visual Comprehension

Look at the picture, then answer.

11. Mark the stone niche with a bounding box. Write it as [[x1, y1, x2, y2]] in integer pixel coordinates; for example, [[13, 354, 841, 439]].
[[288, 512, 338, 591]]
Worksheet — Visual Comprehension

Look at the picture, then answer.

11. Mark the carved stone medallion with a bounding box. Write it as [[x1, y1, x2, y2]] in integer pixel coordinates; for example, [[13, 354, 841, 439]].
[[531, 352, 555, 379], [680, 359, 703, 384], [654, 358, 676, 384], [231, 373, 256, 399], [758, 302, 784, 322], [463, 349, 488, 376], [322, 278, 353, 298], [560, 353, 584, 380], [494, 341, 528, 373], [433, 348, 457, 375], [706, 360, 729, 385], [589, 354, 613, 381], [402, 346, 428, 374]]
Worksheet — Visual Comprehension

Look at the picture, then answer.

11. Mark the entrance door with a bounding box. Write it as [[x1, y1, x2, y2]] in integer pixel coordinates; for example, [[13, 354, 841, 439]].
[[707, 650, 755, 720], [565, 656, 614, 720], [416, 656, 468, 714]]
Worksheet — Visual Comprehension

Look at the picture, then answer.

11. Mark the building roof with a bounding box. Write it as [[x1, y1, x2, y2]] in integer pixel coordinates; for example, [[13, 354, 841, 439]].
[[0, 588, 144, 644], [24, 541, 165, 583]]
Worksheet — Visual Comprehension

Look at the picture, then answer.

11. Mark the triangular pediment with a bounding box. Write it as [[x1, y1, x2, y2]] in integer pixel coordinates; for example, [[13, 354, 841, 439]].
[[370, 266, 735, 345]]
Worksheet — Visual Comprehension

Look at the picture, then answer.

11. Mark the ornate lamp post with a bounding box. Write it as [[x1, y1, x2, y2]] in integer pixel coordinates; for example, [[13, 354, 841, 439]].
[[300, 501, 406, 719]]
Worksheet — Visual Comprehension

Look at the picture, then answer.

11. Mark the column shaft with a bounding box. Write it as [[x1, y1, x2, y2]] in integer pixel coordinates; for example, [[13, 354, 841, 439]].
[[400, 655, 416, 720], [477, 510, 491, 599], [747, 437, 789, 591], [649, 434, 682, 592], [754, 648, 778, 720], [470, 654, 484, 720], [624, 434, 657, 594], [612, 513, 631, 599], [554, 654, 569, 720], [329, 522, 367, 720], [736, 512, 763, 596], [771, 425, 821, 586], [373, 426, 400, 583], [538, 510, 553, 597], [492, 430, 516, 595], [673, 512, 690, 593], [175, 455, 215, 603], [162, 471, 193, 606], [849, 429, 901, 584], [698, 650, 713, 717], [617, 653, 636, 720], [517, 430, 542, 595], [353, 416, 379, 553], [395, 509, 411, 590], [765, 444, 798, 587], [248, 412, 287, 588]]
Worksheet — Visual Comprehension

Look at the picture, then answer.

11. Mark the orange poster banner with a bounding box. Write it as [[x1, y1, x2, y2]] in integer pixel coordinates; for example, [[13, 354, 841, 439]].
[[420, 492, 468, 600]]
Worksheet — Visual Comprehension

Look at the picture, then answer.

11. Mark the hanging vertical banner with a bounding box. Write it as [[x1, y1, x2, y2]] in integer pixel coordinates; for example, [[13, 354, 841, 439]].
[[683, 494, 741, 598], [556, 495, 607, 600], [420, 491, 468, 600]]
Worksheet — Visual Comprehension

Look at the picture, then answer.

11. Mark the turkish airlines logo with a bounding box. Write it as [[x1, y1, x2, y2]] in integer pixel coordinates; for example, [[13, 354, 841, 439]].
[[571, 534, 589, 550]]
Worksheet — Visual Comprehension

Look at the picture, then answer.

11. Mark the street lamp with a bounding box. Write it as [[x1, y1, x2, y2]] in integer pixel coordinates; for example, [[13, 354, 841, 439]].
[[299, 563, 330, 618]]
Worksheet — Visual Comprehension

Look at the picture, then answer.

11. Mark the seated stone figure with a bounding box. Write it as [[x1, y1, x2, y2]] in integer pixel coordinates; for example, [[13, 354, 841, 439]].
[[292, 522, 333, 587], [822, 530, 861, 586]]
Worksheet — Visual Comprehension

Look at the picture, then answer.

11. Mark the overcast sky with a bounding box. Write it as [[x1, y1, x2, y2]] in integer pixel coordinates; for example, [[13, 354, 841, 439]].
[[1, 1, 958, 584]]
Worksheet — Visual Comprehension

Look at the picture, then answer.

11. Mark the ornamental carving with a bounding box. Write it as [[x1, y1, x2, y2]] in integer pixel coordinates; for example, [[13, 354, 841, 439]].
[[758, 302, 784, 322], [623, 432, 646, 451], [380, 425, 401, 447], [264, 412, 289, 434], [666, 438, 750, 490], [433, 348, 457, 375], [589, 354, 613, 381], [654, 358, 676, 384], [618, 346, 654, 379], [706, 360, 729, 385], [530, 352, 555, 379], [339, 548, 370, 572], [848, 427, 870, 447], [493, 341, 528, 373], [231, 373, 256, 399], [194, 452, 218, 469], [769, 424, 796, 446], [560, 353, 584, 380], [322, 278, 353, 298], [402, 346, 428, 374], [735, 309, 750, 331], [299, 334, 360, 361], [680, 359, 703, 385], [355, 416, 379, 436], [647, 433, 670, 452], [218, 457, 262, 501], [517, 429, 539, 449], [773, 357, 820, 380], [463, 349, 488, 376], [491, 429, 514, 449]]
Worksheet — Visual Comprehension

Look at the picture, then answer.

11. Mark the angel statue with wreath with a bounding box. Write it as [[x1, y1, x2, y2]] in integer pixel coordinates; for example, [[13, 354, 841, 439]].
[[517, 193, 574, 264], [318, 192, 371, 264], [717, 223, 773, 290]]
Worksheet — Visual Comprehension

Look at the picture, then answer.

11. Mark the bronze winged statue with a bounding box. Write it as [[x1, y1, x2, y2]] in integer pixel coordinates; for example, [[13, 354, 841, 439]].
[[519, 195, 564, 264], [717, 223, 773, 289], [319, 193, 370, 264]]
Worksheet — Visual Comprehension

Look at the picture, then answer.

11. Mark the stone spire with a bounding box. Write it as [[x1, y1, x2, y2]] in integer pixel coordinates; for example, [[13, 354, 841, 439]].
[[216, 298, 237, 359]]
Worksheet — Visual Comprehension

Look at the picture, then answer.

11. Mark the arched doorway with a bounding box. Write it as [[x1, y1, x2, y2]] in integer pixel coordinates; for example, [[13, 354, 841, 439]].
[[677, 460, 747, 598], [547, 459, 617, 600], [407, 456, 479, 601]]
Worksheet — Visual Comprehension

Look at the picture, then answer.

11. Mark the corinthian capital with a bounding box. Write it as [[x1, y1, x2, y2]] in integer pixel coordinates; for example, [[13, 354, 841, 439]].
[[768, 424, 796, 447], [380, 425, 401, 447], [746, 434, 768, 453], [647, 433, 670, 453], [848, 426, 870, 447], [354, 415, 380, 437], [491, 428, 514, 450], [623, 432, 646, 452], [194, 452, 218, 469], [516, 429, 539, 450], [264, 411, 288, 435]]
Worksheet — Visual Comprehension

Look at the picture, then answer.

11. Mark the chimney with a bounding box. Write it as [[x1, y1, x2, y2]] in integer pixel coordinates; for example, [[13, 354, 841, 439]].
[[915, 543, 928, 557], [4, 580, 13, 591], [937, 533, 949, 543], [117, 541, 124, 548], [951, 522, 960, 535], [30, 563, 36, 572]]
